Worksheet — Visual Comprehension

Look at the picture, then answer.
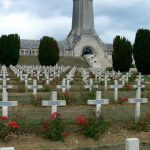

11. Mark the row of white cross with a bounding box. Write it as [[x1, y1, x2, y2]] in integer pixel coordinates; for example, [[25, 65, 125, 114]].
[[0, 90, 148, 123]]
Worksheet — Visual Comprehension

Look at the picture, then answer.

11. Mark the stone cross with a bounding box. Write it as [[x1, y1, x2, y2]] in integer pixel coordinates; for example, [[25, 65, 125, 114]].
[[23, 74, 31, 87], [128, 90, 148, 123], [27, 79, 43, 95], [45, 74, 53, 85], [101, 74, 110, 91], [84, 78, 98, 92], [0, 91, 18, 117], [87, 91, 109, 117], [119, 75, 126, 86], [57, 78, 71, 92], [0, 148, 14, 150], [0, 79, 13, 93], [136, 73, 144, 82], [42, 91, 66, 114], [133, 79, 145, 91], [110, 80, 123, 101], [126, 138, 139, 150], [125, 72, 131, 83]]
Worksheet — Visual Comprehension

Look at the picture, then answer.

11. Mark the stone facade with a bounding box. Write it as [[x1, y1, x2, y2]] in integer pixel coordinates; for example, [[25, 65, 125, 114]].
[[20, 0, 113, 68], [20, 39, 39, 56], [62, 0, 111, 68]]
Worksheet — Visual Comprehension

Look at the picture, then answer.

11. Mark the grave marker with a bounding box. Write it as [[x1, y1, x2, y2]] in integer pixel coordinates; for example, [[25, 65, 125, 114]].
[[57, 78, 71, 92], [84, 78, 98, 92], [110, 80, 122, 101], [27, 79, 43, 95], [0, 91, 18, 117], [0, 148, 14, 150], [126, 138, 139, 150], [128, 90, 148, 123], [87, 91, 109, 117], [42, 91, 66, 114]]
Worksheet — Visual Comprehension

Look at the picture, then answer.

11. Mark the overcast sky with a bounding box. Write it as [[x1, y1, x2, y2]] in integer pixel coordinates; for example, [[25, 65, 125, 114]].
[[0, 0, 149, 44]]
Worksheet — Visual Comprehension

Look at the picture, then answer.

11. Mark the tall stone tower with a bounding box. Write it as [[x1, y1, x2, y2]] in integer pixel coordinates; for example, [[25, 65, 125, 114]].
[[64, 0, 110, 68]]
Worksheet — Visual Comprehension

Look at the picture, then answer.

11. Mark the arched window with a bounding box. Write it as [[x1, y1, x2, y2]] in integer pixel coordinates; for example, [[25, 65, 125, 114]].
[[82, 47, 93, 56]]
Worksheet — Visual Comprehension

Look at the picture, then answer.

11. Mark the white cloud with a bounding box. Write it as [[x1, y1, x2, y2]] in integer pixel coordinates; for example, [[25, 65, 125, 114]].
[[0, 13, 71, 40], [1, 0, 12, 9], [0, 0, 149, 44], [94, 0, 141, 8]]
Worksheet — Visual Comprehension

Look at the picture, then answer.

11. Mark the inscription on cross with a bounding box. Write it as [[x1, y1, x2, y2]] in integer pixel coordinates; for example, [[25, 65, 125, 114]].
[[128, 90, 148, 123], [87, 91, 109, 117], [0, 91, 18, 117], [27, 79, 43, 95], [110, 80, 122, 101], [42, 91, 66, 114]]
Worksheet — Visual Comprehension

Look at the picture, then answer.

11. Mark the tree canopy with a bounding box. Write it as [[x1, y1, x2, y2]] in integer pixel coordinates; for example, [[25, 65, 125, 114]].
[[112, 35, 132, 72], [133, 29, 150, 74], [38, 36, 59, 66], [0, 34, 20, 66]]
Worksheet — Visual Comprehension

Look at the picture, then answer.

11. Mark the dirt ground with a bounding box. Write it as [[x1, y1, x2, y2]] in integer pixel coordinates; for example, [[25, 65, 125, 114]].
[[0, 128, 150, 150]]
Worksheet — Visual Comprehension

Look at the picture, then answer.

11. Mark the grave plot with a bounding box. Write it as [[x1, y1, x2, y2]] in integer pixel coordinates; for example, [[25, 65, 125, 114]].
[[0, 65, 150, 149]]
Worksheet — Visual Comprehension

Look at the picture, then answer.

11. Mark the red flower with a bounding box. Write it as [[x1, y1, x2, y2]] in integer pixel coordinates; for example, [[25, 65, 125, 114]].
[[146, 113, 150, 117], [75, 115, 88, 126], [50, 112, 61, 120], [8, 121, 20, 129], [62, 131, 69, 137], [1, 116, 8, 121], [119, 97, 128, 102], [12, 124, 20, 129]]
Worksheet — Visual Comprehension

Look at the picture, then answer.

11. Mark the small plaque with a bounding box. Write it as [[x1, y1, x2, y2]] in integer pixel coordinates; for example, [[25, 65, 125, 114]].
[[0, 101, 18, 107]]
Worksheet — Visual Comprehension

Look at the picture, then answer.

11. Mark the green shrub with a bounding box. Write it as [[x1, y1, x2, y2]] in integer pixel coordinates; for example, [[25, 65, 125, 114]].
[[40, 112, 69, 141], [0, 116, 20, 141], [75, 113, 108, 139]]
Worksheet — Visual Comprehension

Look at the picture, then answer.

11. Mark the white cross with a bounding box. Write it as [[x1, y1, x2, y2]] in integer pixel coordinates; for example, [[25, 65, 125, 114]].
[[0, 148, 14, 150], [27, 79, 43, 95], [42, 91, 66, 114], [22, 74, 31, 87], [0, 79, 13, 93], [57, 78, 71, 92], [44, 74, 53, 85], [84, 78, 98, 92], [87, 91, 109, 117], [133, 79, 145, 91], [101, 74, 110, 91], [0, 91, 18, 117], [110, 80, 123, 101], [125, 72, 131, 83], [119, 75, 126, 86], [128, 90, 148, 123]]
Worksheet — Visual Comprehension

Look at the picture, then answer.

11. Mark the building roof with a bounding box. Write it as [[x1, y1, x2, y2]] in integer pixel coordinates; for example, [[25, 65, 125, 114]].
[[21, 39, 40, 49]]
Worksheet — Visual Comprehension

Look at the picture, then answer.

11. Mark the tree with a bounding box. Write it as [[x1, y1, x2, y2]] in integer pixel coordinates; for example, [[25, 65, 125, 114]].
[[0, 34, 20, 66], [112, 35, 132, 72], [133, 29, 150, 74], [38, 36, 59, 66]]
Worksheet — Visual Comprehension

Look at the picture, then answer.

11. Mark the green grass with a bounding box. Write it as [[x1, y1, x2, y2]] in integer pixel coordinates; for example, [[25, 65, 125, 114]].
[[18, 56, 40, 65], [18, 56, 89, 67]]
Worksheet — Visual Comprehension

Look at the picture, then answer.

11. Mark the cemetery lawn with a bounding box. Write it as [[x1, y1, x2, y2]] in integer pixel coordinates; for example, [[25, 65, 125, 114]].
[[18, 56, 89, 67], [1, 66, 150, 149]]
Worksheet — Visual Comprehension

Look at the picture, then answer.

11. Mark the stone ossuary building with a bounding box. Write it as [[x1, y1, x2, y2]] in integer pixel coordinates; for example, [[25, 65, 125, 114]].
[[20, 0, 113, 68]]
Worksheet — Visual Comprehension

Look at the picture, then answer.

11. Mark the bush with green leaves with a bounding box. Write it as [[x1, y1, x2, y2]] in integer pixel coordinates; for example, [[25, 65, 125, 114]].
[[0, 116, 20, 141], [0, 34, 20, 66], [38, 36, 59, 66], [112, 35, 132, 72], [75, 113, 108, 139], [41, 112, 69, 141], [133, 29, 150, 74]]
